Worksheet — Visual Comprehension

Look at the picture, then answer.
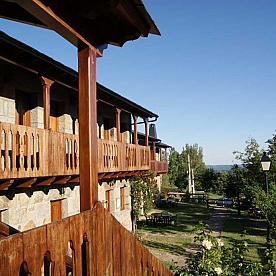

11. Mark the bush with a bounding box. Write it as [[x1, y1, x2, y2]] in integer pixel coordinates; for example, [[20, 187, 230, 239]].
[[177, 222, 275, 276]]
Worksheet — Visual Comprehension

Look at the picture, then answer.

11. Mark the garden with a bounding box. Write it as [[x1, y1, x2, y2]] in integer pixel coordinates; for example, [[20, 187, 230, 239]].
[[136, 199, 275, 275]]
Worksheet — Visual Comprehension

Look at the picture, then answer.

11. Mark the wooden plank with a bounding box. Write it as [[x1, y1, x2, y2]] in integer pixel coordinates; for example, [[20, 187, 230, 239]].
[[22, 226, 47, 275], [69, 212, 85, 275], [46, 218, 70, 275], [83, 208, 95, 276], [0, 233, 23, 275], [112, 218, 122, 276], [93, 202, 106, 275], [104, 207, 113, 276]]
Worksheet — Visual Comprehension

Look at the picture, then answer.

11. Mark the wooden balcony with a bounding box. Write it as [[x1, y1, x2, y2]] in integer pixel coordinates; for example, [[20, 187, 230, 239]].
[[0, 122, 151, 184], [0, 201, 173, 275], [98, 139, 150, 176], [150, 160, 168, 175]]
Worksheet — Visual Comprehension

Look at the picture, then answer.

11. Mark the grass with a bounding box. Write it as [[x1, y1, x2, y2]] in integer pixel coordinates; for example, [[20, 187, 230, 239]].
[[221, 209, 268, 263], [137, 201, 271, 267], [137, 202, 212, 257]]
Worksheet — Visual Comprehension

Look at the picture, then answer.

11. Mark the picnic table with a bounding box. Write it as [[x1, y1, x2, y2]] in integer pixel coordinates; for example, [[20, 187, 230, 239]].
[[146, 212, 177, 226]]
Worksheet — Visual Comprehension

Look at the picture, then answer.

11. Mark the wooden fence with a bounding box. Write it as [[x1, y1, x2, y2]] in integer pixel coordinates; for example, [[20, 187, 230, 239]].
[[0, 202, 173, 276]]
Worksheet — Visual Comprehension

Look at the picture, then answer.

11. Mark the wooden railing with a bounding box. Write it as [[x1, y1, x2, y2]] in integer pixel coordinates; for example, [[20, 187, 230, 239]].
[[150, 160, 168, 175], [0, 123, 151, 180], [0, 122, 79, 179], [0, 202, 173, 276], [98, 139, 150, 173]]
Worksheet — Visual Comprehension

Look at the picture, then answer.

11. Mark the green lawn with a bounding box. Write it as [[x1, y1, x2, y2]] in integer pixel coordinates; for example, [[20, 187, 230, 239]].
[[221, 209, 268, 263], [137, 202, 212, 257], [137, 201, 272, 267]]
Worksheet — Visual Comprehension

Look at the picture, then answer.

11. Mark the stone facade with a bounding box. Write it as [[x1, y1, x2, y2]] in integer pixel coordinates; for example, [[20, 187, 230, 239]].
[[0, 185, 80, 231], [0, 54, 156, 235]]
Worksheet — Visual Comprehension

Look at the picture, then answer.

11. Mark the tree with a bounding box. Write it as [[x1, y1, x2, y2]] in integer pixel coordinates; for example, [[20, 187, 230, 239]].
[[233, 137, 264, 199], [200, 167, 217, 192], [168, 147, 179, 187], [168, 144, 207, 191], [179, 144, 206, 190]]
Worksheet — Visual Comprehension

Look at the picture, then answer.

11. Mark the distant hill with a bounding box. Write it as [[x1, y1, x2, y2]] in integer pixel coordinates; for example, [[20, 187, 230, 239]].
[[206, 165, 233, 172]]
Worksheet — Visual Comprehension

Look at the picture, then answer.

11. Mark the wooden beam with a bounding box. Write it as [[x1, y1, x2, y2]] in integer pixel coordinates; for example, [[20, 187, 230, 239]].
[[14, 0, 101, 56], [68, 176, 80, 183], [112, 172, 122, 178], [98, 173, 106, 180], [0, 180, 14, 191], [78, 46, 98, 211], [35, 177, 56, 186], [40, 76, 54, 129], [53, 176, 71, 185], [16, 178, 37, 188]]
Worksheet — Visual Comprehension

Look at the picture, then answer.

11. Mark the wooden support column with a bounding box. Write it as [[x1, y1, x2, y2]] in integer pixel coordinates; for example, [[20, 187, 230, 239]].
[[144, 118, 149, 146], [152, 143, 156, 161], [40, 76, 54, 129], [78, 47, 98, 211], [132, 115, 138, 145], [115, 107, 121, 142]]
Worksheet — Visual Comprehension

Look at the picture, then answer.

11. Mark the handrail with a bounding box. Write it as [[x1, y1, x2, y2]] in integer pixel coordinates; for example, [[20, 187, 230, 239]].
[[0, 122, 79, 179], [0, 123, 153, 180], [0, 202, 173, 275]]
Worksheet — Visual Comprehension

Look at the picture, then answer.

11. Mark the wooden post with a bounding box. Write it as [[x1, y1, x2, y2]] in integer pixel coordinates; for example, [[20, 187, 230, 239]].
[[40, 76, 54, 129], [78, 47, 98, 211], [133, 115, 138, 145], [144, 118, 148, 146], [152, 143, 156, 161], [115, 107, 121, 142]]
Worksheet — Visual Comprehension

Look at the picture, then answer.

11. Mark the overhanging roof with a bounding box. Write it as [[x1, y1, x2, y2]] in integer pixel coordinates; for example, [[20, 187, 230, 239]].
[[0, 30, 158, 119], [0, 0, 160, 50]]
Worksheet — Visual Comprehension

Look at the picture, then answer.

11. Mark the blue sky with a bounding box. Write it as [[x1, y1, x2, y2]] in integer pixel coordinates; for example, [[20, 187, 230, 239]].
[[1, 1, 276, 165]]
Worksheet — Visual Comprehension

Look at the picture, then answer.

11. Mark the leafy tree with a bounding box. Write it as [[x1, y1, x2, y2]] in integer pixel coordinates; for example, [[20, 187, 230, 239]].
[[168, 147, 179, 187], [177, 144, 206, 190], [232, 137, 265, 202], [200, 167, 217, 192]]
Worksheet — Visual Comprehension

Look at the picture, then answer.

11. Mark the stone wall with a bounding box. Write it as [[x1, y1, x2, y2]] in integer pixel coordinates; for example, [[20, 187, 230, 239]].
[[98, 179, 132, 231], [0, 185, 80, 231]]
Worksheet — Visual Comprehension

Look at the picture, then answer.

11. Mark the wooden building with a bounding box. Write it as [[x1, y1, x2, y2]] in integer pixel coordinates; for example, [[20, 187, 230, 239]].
[[0, 1, 173, 275]]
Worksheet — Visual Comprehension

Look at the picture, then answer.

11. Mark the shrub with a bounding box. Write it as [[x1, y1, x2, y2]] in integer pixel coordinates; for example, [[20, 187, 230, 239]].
[[177, 222, 275, 276]]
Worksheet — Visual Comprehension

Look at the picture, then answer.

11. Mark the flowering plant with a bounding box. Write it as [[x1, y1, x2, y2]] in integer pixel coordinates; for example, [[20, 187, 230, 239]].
[[177, 222, 274, 276]]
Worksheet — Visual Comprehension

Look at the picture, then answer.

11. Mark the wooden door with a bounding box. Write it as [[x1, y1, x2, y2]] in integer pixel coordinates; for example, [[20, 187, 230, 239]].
[[50, 101, 59, 131], [51, 200, 62, 222]]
